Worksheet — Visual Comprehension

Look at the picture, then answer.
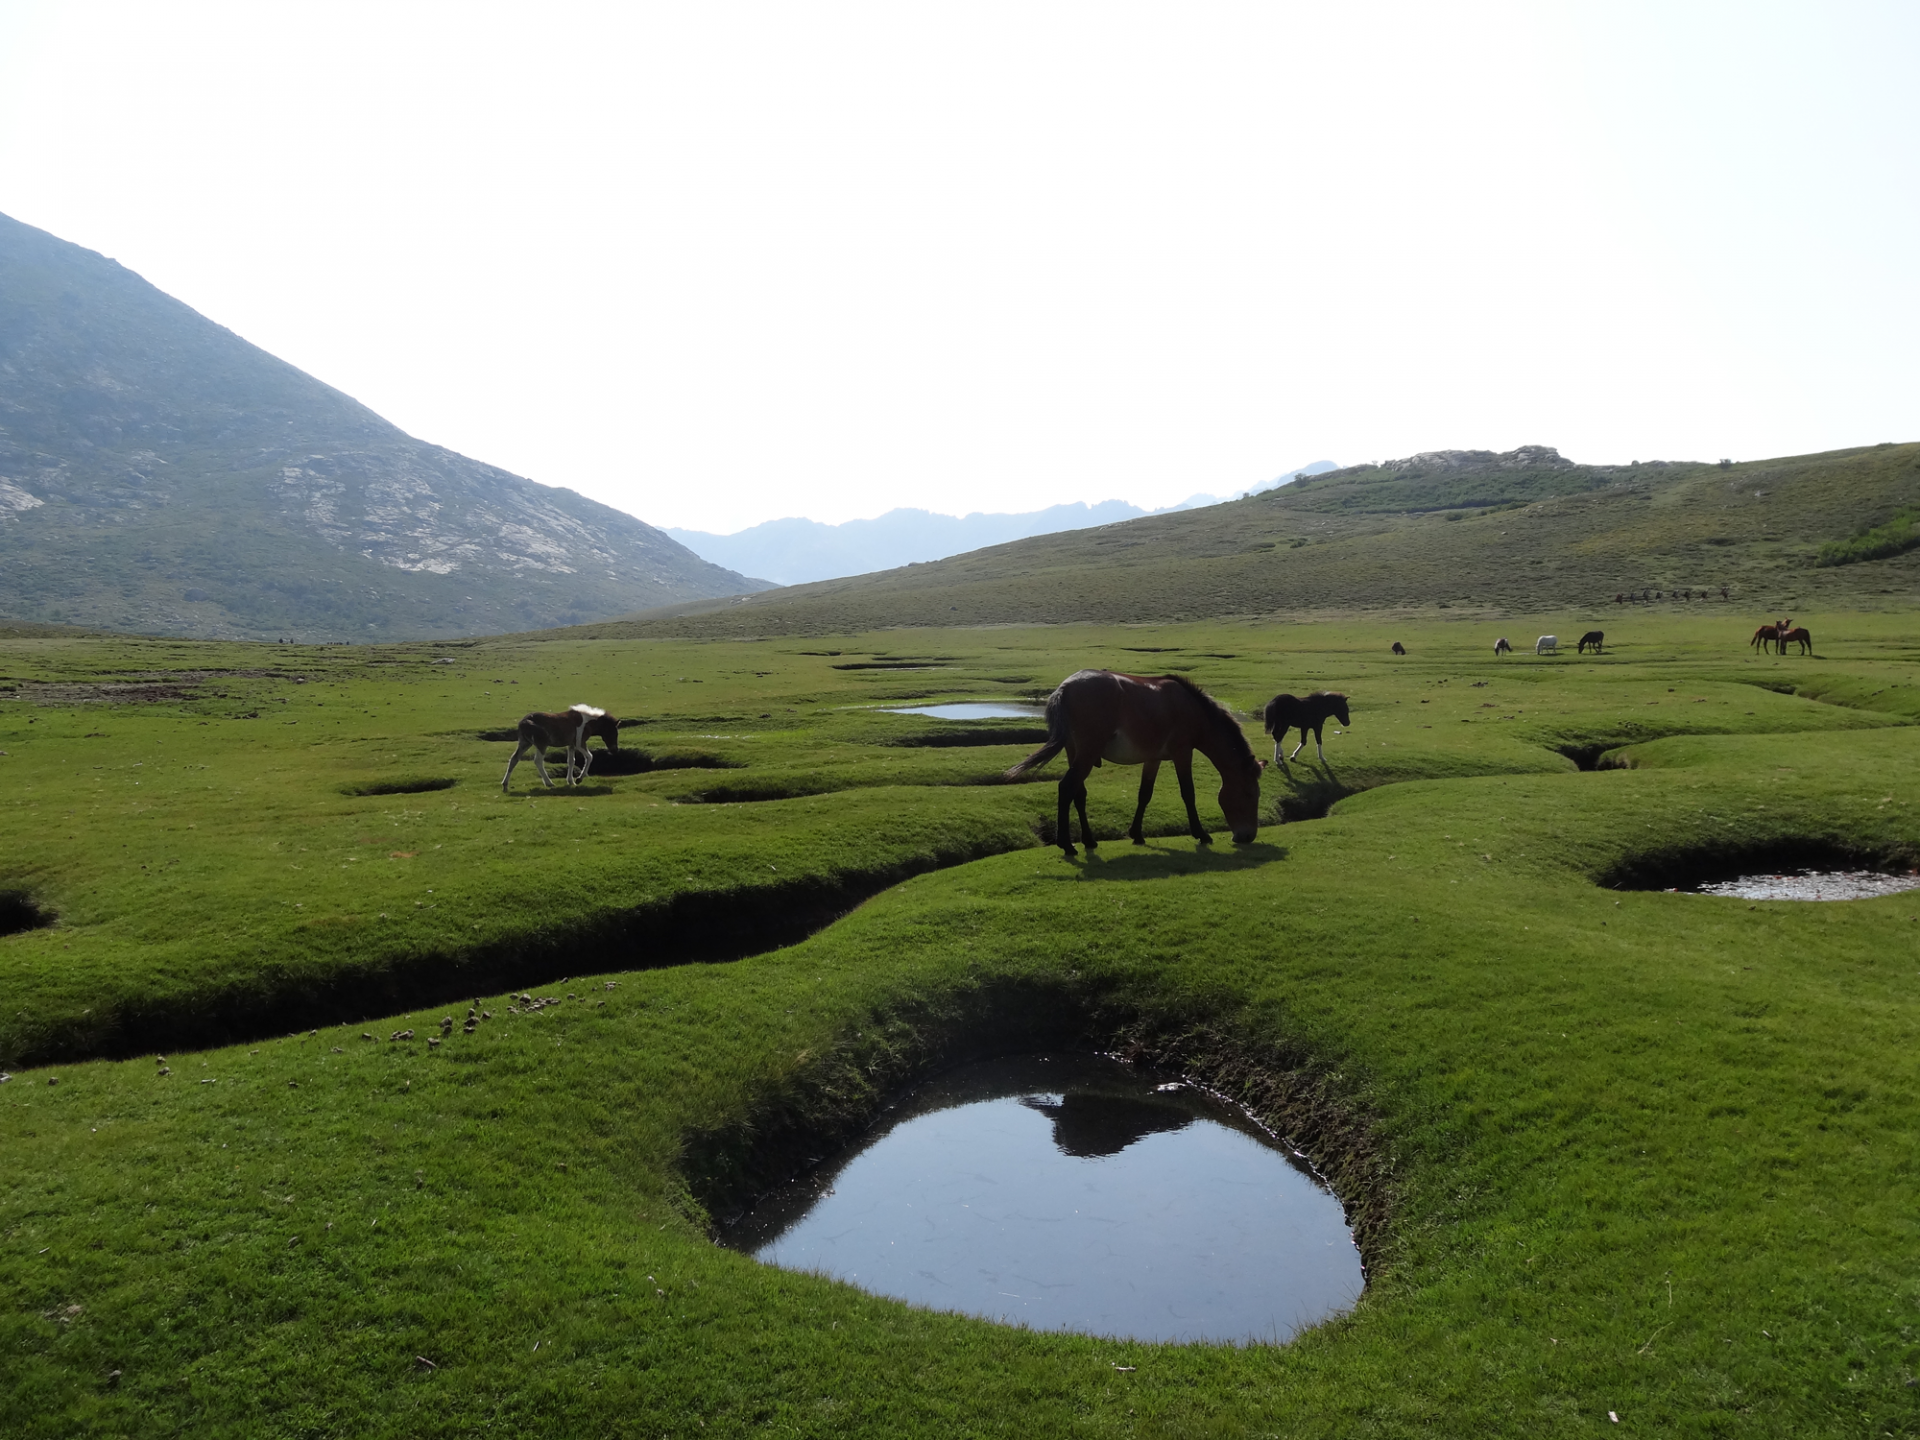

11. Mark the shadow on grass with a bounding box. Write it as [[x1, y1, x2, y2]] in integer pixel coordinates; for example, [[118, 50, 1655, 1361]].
[[0, 889, 55, 938], [1058, 841, 1288, 881], [1272, 762, 1358, 822]]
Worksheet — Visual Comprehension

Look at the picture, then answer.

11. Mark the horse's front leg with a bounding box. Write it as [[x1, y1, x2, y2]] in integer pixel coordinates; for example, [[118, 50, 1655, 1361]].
[[1288, 727, 1307, 761], [1128, 760, 1161, 844], [1173, 753, 1210, 844], [1314, 723, 1327, 763]]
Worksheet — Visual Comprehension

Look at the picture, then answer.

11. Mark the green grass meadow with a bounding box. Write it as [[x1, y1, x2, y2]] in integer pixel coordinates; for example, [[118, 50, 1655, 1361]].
[[3, 613, 1918, 1435]]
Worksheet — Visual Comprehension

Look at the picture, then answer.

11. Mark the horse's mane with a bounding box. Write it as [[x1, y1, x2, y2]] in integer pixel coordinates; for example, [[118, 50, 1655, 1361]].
[[570, 704, 606, 718], [1164, 675, 1257, 769]]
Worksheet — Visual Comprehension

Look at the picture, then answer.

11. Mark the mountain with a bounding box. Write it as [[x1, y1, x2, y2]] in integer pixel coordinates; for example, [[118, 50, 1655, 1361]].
[[0, 211, 768, 641], [590, 443, 1920, 636], [666, 464, 1338, 585]]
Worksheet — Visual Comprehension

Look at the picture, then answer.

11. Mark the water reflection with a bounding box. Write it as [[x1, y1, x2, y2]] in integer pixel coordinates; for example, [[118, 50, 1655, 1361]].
[[1680, 869, 1920, 901], [721, 1054, 1364, 1344], [879, 702, 1044, 720]]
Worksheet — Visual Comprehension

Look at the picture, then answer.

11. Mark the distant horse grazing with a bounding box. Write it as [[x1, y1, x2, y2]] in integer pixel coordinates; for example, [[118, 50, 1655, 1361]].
[[1263, 691, 1350, 767], [1006, 670, 1265, 858], [1577, 630, 1605, 654], [501, 705, 620, 791], [1749, 625, 1781, 655], [1391, 642, 1407, 656], [1535, 635, 1558, 655], [1780, 626, 1813, 655], [1494, 637, 1512, 657]]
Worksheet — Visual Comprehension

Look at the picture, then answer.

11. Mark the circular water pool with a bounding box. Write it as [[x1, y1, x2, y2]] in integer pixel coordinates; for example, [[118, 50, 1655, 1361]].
[[722, 1053, 1364, 1345]]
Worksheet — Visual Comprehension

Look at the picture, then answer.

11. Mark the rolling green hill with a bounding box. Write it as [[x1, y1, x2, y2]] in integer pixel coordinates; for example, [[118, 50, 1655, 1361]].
[[600, 442, 1920, 638], [0, 212, 768, 641]]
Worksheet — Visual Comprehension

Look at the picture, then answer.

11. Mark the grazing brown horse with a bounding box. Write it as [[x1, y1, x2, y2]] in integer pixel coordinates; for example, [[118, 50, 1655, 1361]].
[[1262, 691, 1350, 766], [1749, 624, 1781, 655], [1005, 671, 1265, 857], [501, 705, 620, 791], [1780, 626, 1813, 655], [1391, 641, 1407, 656], [1494, 637, 1513, 656], [1577, 630, 1605, 654]]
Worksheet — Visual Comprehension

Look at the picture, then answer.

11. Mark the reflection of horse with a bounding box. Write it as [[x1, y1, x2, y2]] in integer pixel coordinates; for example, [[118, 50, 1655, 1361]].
[[1749, 624, 1781, 654], [1006, 670, 1264, 857], [501, 704, 620, 791], [1262, 691, 1350, 766], [1577, 630, 1605, 654], [1780, 626, 1813, 655], [1391, 641, 1407, 656], [1494, 637, 1512, 657]]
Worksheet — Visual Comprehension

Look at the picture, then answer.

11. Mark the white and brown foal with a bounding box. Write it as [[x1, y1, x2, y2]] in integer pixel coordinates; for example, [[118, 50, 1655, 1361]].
[[501, 705, 620, 791]]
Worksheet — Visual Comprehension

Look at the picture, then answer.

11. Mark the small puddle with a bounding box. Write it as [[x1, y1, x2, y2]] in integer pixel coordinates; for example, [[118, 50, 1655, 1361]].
[[1676, 869, 1920, 901], [722, 1053, 1363, 1344], [880, 702, 1045, 720]]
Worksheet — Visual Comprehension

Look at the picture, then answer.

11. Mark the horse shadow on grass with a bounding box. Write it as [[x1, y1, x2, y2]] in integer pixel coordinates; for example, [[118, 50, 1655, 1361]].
[[515, 783, 619, 799], [1057, 840, 1288, 883], [1271, 760, 1358, 823]]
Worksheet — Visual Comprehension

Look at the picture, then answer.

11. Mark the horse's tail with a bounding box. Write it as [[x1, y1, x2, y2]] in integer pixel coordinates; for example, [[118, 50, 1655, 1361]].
[[1005, 689, 1067, 778]]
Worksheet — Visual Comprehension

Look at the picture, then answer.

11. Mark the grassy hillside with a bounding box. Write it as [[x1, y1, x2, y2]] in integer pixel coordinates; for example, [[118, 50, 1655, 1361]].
[[4, 616, 1919, 1434], [599, 443, 1920, 637], [0, 211, 766, 641]]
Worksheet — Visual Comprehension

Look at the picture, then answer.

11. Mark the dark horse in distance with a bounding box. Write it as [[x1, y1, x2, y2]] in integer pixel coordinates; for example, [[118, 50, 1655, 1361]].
[[1006, 670, 1265, 857], [1262, 691, 1350, 766]]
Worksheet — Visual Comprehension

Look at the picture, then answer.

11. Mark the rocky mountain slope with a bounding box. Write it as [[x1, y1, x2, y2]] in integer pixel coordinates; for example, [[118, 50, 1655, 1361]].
[[594, 442, 1920, 636], [0, 211, 767, 640]]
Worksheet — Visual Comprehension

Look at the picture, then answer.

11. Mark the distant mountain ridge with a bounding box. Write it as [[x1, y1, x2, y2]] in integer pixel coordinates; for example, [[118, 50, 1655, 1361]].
[[0, 211, 767, 641], [668, 463, 1337, 584]]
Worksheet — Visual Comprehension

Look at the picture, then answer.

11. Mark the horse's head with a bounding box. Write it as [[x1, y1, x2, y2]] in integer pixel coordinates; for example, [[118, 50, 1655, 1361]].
[[596, 714, 620, 750], [1324, 691, 1351, 727], [1219, 757, 1263, 844]]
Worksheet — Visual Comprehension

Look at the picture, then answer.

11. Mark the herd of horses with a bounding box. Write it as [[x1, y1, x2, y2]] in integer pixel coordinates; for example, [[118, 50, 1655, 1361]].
[[500, 617, 1818, 856]]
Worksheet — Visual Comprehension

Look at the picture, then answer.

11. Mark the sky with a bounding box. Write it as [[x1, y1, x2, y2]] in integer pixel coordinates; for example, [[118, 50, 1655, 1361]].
[[0, 2, 1914, 533]]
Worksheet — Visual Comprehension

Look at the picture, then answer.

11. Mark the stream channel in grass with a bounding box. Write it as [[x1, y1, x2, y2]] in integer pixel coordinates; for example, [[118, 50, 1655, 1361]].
[[722, 1053, 1364, 1345]]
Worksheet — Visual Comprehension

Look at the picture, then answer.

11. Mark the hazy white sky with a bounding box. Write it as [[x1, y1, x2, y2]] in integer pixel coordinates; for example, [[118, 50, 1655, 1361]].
[[1, 2, 1914, 532]]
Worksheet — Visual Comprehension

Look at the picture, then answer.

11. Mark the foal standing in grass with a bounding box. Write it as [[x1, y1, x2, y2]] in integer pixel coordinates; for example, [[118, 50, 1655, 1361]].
[[1006, 670, 1264, 858], [1262, 691, 1350, 766], [501, 705, 620, 791]]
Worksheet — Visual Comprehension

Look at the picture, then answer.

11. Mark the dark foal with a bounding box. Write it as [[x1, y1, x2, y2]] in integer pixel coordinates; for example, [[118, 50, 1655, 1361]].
[[501, 705, 620, 791], [1261, 691, 1351, 766], [1006, 670, 1265, 858]]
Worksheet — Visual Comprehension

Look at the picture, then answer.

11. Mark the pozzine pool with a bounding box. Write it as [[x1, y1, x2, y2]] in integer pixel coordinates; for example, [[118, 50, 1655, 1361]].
[[722, 1054, 1364, 1345]]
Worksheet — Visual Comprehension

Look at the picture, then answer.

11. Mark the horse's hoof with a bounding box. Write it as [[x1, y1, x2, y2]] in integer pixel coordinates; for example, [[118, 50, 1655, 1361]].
[[1084, 838, 1098, 850], [1060, 845, 1077, 858], [1131, 835, 1146, 846]]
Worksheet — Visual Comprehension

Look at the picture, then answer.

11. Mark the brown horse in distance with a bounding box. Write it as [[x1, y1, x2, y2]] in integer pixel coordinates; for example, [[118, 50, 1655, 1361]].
[[1780, 626, 1813, 655], [1006, 670, 1265, 857], [1749, 624, 1781, 654], [501, 705, 620, 791]]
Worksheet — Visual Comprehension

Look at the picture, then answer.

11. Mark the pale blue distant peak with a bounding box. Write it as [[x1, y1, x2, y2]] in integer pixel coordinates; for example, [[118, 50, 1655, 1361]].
[[669, 462, 1337, 586]]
